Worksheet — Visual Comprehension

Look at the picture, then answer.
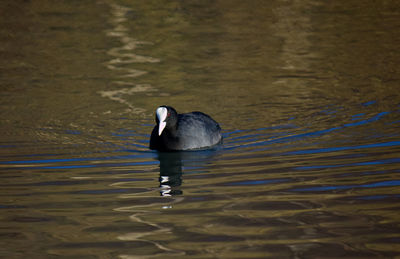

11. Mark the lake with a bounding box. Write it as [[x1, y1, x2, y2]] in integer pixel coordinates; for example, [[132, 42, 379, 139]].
[[1, 0, 400, 258]]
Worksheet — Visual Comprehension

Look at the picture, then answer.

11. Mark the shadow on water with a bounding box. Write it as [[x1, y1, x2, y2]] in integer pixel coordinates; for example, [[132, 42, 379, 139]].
[[156, 149, 220, 196]]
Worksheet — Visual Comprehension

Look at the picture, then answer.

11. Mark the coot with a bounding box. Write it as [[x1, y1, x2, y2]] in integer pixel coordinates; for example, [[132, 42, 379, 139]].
[[150, 106, 222, 151]]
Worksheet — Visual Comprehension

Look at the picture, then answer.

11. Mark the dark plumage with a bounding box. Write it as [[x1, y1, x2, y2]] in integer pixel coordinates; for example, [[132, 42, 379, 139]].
[[150, 106, 222, 151]]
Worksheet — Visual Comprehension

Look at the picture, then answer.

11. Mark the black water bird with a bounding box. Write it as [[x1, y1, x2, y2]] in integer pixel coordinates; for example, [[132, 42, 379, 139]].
[[150, 106, 222, 151]]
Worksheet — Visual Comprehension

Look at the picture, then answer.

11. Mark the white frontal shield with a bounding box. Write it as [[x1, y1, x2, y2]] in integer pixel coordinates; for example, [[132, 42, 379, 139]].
[[156, 107, 168, 135]]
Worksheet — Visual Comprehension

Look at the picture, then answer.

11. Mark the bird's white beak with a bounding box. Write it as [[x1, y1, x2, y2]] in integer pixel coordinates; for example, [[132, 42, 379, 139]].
[[156, 107, 168, 136], [159, 121, 166, 136]]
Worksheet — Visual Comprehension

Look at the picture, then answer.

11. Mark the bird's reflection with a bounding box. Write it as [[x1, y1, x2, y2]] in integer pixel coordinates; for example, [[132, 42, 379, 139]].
[[158, 152, 183, 196], [156, 149, 219, 196]]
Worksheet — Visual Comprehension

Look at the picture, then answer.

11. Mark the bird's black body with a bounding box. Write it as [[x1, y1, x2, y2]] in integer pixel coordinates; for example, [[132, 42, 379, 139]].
[[150, 106, 222, 151]]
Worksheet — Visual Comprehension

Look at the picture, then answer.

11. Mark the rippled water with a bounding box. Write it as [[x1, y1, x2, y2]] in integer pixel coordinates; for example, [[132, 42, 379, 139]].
[[1, 0, 400, 258]]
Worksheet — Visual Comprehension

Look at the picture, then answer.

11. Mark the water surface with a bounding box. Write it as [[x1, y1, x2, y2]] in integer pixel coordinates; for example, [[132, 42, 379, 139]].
[[1, 0, 400, 258]]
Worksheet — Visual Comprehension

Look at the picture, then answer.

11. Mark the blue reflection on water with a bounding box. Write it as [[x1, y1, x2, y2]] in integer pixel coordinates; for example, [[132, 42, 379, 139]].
[[351, 113, 365, 120], [75, 188, 132, 194], [225, 111, 391, 152], [0, 153, 153, 165], [362, 100, 377, 106], [225, 178, 288, 186], [65, 130, 81, 135], [295, 157, 400, 170], [357, 194, 400, 200], [292, 180, 400, 192], [358, 195, 388, 200], [287, 140, 400, 155], [343, 112, 389, 127], [15, 160, 158, 170]]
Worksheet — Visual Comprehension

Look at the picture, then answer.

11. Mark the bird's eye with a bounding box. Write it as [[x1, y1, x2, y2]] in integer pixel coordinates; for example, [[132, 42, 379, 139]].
[[167, 112, 170, 117]]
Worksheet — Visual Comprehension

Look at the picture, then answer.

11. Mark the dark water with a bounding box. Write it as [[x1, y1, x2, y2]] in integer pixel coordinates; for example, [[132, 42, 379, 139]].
[[1, 0, 400, 258]]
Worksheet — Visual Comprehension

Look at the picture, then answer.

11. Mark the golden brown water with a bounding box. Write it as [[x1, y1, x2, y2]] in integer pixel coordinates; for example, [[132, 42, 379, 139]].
[[1, 0, 400, 258]]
